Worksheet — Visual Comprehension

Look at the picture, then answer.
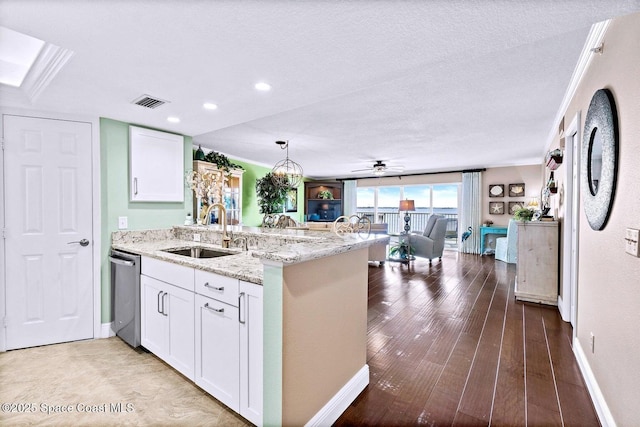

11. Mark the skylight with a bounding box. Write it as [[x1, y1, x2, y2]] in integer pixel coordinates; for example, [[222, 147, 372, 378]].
[[0, 26, 45, 87]]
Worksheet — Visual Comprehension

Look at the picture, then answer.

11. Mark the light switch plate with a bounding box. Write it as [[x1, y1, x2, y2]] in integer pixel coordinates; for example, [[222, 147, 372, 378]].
[[118, 216, 128, 230], [625, 228, 639, 257], [193, 233, 201, 242]]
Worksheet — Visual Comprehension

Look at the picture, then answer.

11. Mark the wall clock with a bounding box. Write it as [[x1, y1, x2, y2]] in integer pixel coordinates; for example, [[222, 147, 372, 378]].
[[489, 202, 504, 215], [489, 184, 504, 198]]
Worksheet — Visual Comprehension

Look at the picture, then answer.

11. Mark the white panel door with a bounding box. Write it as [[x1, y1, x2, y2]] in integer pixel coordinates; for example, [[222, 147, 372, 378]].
[[3, 115, 93, 350]]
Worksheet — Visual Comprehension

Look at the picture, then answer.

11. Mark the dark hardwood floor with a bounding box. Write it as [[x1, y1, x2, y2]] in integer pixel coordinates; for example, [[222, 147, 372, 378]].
[[335, 251, 599, 427]]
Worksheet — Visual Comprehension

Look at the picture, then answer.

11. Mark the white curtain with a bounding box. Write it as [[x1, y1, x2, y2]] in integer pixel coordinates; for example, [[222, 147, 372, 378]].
[[343, 180, 357, 217], [460, 171, 482, 254]]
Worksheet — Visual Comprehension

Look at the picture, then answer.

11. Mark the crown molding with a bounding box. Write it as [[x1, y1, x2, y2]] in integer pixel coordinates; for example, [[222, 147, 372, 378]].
[[21, 43, 74, 102], [544, 19, 610, 154]]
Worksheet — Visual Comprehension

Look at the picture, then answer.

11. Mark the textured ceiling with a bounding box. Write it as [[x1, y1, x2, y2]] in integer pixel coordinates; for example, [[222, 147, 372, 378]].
[[1, 1, 639, 178]]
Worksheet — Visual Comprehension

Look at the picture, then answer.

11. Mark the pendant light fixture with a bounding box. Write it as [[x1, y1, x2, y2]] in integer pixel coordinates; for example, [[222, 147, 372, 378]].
[[271, 140, 303, 189]]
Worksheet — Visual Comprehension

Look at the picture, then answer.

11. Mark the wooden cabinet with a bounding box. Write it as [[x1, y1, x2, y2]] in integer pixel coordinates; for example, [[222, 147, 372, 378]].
[[129, 126, 184, 202], [515, 221, 559, 305], [193, 160, 244, 225], [304, 181, 343, 222], [140, 274, 195, 380]]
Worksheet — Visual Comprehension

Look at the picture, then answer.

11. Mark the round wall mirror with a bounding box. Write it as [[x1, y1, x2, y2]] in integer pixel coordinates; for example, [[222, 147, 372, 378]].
[[581, 89, 618, 231], [587, 128, 603, 195]]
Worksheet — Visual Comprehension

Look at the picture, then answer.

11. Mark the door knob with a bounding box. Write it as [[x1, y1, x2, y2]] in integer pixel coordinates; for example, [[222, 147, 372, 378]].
[[68, 239, 90, 247]]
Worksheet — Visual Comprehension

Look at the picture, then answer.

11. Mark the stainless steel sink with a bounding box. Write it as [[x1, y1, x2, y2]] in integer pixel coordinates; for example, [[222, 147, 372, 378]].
[[162, 247, 236, 259]]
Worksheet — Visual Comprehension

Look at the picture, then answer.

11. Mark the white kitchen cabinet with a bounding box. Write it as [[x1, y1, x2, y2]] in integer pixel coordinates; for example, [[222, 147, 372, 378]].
[[195, 293, 240, 411], [239, 280, 263, 426], [515, 221, 559, 305], [141, 274, 195, 380], [129, 126, 184, 202], [139, 256, 263, 425]]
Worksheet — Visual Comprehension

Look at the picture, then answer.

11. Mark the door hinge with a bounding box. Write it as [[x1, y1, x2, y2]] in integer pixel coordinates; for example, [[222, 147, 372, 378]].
[[1, 228, 5, 239], [2, 317, 8, 328], [1, 136, 4, 150]]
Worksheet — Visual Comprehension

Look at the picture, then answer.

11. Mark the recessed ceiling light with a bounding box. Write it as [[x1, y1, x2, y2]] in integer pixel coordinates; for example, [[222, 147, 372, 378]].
[[167, 116, 180, 123], [255, 82, 271, 91], [203, 102, 218, 110]]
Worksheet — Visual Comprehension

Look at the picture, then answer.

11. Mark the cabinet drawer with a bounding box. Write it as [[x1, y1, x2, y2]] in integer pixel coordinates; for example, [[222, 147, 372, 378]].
[[142, 256, 194, 292], [195, 269, 239, 307]]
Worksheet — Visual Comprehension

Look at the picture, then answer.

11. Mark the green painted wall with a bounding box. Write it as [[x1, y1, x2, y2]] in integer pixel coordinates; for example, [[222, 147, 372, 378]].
[[229, 158, 304, 226], [100, 118, 193, 323], [99, 119, 305, 323]]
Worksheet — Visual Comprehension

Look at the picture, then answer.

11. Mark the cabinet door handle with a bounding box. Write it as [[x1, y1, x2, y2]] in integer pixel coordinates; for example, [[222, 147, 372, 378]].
[[204, 282, 224, 291], [161, 292, 168, 316], [157, 291, 163, 314], [204, 302, 224, 313], [239, 292, 246, 324], [134, 177, 138, 195]]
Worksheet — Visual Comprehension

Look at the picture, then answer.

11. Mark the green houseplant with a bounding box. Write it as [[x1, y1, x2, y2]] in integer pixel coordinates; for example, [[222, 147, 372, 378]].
[[389, 240, 414, 259], [317, 190, 334, 200], [513, 207, 535, 221], [256, 172, 288, 214]]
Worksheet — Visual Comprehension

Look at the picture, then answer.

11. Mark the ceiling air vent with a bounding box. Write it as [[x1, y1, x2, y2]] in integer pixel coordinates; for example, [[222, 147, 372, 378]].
[[132, 94, 168, 109]]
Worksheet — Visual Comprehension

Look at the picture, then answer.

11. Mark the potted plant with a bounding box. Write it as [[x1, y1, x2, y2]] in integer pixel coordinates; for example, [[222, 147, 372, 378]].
[[256, 172, 288, 215], [317, 190, 334, 200], [513, 207, 535, 221], [389, 242, 414, 259]]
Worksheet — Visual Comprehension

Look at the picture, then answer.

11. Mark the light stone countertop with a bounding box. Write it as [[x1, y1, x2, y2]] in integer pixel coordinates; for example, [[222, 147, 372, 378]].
[[112, 226, 389, 285]]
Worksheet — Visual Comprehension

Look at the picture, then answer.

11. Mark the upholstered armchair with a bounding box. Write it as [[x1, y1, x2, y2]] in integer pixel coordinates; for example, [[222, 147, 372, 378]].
[[409, 215, 448, 264], [495, 219, 518, 263]]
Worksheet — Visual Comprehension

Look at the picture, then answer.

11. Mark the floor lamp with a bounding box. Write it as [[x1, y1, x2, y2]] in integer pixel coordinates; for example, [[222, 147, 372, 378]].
[[399, 199, 415, 234]]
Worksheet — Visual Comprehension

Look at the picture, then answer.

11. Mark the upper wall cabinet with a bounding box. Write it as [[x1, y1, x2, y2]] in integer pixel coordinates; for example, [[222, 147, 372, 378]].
[[129, 126, 184, 202]]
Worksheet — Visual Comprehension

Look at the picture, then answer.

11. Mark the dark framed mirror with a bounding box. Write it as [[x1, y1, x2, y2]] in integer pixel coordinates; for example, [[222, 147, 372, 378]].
[[581, 89, 618, 231]]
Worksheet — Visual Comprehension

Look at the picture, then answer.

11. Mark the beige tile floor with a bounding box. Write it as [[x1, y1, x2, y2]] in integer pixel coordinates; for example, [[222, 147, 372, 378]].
[[0, 337, 250, 426]]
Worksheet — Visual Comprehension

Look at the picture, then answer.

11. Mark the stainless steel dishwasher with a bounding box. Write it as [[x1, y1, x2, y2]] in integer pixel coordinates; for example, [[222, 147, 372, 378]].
[[110, 249, 141, 348]]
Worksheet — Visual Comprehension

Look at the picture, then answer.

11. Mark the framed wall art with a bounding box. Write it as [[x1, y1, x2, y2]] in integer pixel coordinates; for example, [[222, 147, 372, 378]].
[[489, 184, 504, 198], [285, 189, 298, 212], [489, 201, 505, 215], [509, 201, 525, 214], [509, 183, 525, 197]]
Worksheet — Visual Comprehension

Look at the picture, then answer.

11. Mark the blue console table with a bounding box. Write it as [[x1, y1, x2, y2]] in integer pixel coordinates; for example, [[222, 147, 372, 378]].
[[480, 226, 508, 254]]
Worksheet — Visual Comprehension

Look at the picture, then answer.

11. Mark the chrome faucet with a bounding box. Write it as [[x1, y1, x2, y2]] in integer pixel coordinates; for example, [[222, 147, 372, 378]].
[[233, 236, 248, 251], [204, 203, 231, 249]]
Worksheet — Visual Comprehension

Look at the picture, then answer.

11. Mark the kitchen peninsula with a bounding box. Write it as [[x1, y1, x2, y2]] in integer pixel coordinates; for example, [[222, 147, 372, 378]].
[[112, 225, 389, 426]]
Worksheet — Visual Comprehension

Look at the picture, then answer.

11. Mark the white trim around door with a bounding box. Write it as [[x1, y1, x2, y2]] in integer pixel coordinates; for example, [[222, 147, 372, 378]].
[[0, 108, 101, 351]]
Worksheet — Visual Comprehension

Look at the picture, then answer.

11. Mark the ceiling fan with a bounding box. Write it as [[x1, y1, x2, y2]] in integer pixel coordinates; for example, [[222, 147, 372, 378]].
[[351, 160, 405, 176]]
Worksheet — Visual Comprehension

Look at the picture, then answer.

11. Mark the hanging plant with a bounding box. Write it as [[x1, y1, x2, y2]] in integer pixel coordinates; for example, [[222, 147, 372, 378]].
[[256, 172, 287, 214]]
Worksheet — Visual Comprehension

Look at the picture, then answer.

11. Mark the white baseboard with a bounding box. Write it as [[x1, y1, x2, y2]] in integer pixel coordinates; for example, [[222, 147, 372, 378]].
[[573, 337, 616, 427], [305, 364, 369, 427], [100, 322, 115, 339]]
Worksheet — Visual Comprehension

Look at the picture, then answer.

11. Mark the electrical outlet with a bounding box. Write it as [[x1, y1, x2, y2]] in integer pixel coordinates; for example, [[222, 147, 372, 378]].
[[118, 216, 128, 230], [193, 233, 201, 242], [590, 332, 595, 353], [625, 228, 639, 257]]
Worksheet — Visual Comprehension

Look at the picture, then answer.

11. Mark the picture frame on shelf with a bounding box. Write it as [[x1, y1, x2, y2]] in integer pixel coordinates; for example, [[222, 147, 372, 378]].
[[285, 189, 298, 212], [489, 202, 505, 215], [509, 183, 525, 197], [489, 184, 504, 198], [509, 201, 525, 214]]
